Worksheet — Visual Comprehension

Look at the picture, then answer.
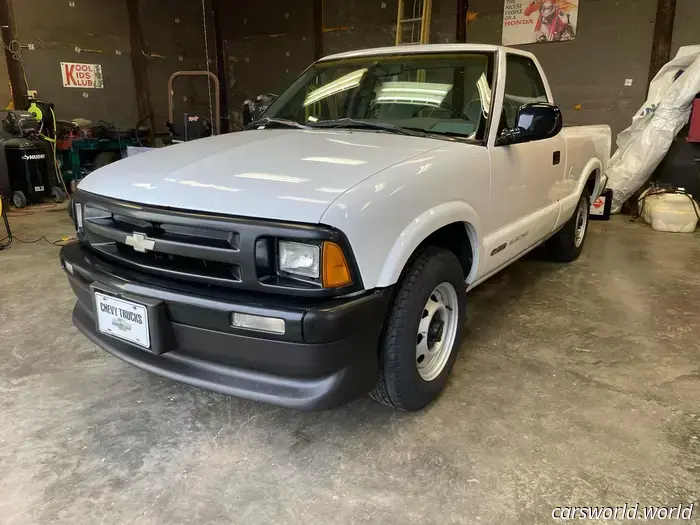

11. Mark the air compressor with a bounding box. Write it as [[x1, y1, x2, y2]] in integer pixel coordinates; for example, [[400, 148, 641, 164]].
[[0, 110, 65, 208]]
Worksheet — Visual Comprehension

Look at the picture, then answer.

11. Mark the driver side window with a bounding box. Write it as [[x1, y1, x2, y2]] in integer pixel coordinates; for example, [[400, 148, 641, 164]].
[[500, 55, 548, 130]]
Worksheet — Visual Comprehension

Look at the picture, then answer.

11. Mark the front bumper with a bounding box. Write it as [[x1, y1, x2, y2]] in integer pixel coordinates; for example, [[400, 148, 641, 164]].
[[60, 242, 391, 410]]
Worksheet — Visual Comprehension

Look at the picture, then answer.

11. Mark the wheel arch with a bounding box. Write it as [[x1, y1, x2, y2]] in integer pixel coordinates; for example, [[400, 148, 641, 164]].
[[375, 201, 481, 288], [578, 157, 604, 200]]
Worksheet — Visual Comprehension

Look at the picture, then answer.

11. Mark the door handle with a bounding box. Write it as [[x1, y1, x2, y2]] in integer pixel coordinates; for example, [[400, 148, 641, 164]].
[[553, 151, 561, 165]]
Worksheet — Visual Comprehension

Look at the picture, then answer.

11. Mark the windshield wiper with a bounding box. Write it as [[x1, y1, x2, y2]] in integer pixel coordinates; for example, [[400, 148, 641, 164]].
[[245, 117, 311, 131], [401, 126, 468, 141], [308, 118, 427, 137]]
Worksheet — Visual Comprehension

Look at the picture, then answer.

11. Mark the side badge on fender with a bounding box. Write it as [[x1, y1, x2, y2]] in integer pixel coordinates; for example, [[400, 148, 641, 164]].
[[491, 243, 507, 256]]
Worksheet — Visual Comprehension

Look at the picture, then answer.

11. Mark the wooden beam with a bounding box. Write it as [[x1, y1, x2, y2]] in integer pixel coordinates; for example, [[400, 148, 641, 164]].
[[211, 0, 230, 133], [126, 0, 155, 141], [0, 0, 27, 109], [456, 0, 469, 42], [648, 0, 677, 86], [313, 0, 323, 60]]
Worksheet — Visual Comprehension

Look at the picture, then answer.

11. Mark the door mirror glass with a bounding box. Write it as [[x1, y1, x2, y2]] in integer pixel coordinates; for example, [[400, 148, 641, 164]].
[[498, 103, 562, 145]]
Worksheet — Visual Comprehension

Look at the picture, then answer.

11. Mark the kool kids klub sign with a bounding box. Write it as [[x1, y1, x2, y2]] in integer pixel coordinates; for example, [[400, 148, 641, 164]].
[[61, 62, 104, 89], [502, 0, 579, 46]]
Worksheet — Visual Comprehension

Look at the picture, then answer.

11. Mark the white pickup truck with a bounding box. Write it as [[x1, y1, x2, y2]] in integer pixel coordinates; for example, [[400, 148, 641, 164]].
[[61, 44, 610, 411]]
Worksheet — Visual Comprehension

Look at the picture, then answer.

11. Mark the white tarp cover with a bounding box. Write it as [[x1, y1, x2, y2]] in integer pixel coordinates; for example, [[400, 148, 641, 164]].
[[607, 45, 700, 213]]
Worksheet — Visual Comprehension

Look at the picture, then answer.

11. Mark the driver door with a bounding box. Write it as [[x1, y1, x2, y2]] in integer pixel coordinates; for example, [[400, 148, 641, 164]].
[[483, 53, 566, 274]]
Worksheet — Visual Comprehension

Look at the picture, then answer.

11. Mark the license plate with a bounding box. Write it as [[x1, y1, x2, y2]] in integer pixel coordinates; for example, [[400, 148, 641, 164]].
[[95, 292, 150, 348]]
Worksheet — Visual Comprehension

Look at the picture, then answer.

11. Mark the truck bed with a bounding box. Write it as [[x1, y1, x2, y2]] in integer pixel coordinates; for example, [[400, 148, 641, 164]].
[[563, 124, 612, 200]]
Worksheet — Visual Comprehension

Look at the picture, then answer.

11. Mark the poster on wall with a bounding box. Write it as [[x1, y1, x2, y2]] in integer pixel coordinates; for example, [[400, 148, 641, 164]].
[[502, 0, 579, 46], [61, 62, 104, 89]]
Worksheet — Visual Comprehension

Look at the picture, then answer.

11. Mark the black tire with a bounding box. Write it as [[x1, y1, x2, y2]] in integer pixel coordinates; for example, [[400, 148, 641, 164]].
[[12, 190, 27, 209], [93, 152, 121, 170], [51, 186, 66, 204], [545, 188, 591, 262], [370, 246, 467, 411]]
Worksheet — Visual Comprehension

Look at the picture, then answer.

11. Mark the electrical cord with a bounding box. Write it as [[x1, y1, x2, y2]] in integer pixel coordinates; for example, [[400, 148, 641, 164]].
[[0, 199, 75, 250], [0, 234, 74, 246], [0, 200, 11, 250], [0, 47, 72, 249], [10, 203, 57, 211], [50, 107, 70, 198], [3, 39, 22, 61], [39, 107, 71, 199], [2, 38, 30, 91], [201, 0, 214, 129]]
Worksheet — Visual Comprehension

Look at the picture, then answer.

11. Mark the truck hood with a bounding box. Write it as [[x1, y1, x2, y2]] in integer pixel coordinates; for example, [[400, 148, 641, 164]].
[[78, 129, 444, 224]]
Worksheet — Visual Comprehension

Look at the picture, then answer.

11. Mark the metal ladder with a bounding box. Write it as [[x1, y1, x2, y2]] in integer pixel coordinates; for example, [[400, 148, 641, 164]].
[[395, 0, 433, 46]]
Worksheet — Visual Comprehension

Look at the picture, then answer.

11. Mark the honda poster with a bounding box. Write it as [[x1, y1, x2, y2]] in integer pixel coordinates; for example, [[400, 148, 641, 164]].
[[502, 0, 579, 46]]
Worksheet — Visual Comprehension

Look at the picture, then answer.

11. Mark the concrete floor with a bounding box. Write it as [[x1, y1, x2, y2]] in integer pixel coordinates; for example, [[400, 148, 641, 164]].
[[1, 205, 699, 525]]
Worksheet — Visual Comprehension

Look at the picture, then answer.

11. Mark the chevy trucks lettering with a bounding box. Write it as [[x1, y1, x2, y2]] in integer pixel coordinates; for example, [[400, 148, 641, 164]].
[[100, 302, 144, 324]]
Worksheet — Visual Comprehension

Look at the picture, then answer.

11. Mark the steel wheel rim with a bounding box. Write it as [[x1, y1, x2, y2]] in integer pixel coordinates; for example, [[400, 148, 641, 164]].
[[416, 282, 460, 382], [574, 201, 588, 248]]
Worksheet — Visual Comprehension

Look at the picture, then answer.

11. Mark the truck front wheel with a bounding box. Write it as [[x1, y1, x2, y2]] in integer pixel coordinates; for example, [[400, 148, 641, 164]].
[[371, 246, 466, 411]]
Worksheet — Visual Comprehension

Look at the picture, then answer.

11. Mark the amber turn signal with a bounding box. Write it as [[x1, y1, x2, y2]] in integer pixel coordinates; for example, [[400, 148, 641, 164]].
[[322, 241, 352, 288]]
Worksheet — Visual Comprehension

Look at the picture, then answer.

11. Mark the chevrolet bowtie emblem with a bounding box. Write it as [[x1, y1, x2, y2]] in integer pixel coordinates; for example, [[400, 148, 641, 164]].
[[125, 232, 155, 253]]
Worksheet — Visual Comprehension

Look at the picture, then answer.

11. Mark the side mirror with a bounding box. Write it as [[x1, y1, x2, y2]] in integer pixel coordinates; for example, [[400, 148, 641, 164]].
[[498, 103, 562, 146]]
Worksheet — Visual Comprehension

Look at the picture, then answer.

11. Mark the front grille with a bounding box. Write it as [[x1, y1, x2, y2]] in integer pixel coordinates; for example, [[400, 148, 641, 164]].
[[81, 201, 247, 289], [76, 191, 363, 297], [114, 244, 242, 282]]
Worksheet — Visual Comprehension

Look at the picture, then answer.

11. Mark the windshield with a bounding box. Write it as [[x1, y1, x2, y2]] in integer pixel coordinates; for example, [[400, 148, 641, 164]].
[[263, 53, 495, 141]]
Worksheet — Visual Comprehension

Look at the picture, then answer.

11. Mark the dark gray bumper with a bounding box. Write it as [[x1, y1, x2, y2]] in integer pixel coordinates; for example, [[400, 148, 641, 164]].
[[60, 242, 391, 410]]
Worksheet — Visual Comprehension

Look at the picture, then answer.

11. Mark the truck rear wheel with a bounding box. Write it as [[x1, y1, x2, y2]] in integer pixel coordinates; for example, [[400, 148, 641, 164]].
[[370, 246, 466, 411], [546, 188, 590, 262]]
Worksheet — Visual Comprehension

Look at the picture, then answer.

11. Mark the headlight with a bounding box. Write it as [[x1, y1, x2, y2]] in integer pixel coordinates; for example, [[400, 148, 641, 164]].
[[279, 241, 320, 278]]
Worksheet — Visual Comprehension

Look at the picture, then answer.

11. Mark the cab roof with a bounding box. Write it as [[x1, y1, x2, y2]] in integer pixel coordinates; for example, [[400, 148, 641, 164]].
[[319, 44, 524, 62]]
